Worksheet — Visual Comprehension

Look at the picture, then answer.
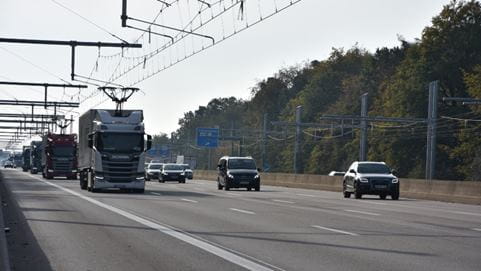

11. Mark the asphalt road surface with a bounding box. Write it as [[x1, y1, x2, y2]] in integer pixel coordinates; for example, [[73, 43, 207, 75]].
[[1, 168, 481, 271]]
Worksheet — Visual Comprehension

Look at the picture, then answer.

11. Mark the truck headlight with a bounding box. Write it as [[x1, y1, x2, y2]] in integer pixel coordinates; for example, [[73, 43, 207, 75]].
[[95, 176, 104, 180], [48, 169, 54, 173], [180, 172, 185, 176], [392, 178, 399, 183], [228, 174, 234, 179], [359, 177, 369, 183], [254, 174, 260, 179], [136, 176, 144, 181]]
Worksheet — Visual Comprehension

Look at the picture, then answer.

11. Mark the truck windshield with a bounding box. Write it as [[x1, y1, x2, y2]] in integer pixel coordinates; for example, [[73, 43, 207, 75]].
[[53, 146, 75, 157], [357, 163, 391, 174], [228, 159, 257, 170], [97, 133, 144, 153]]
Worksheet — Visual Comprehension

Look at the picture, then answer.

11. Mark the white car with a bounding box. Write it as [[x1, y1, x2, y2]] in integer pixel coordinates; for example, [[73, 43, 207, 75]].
[[328, 171, 345, 176], [181, 164, 194, 179], [145, 163, 163, 181]]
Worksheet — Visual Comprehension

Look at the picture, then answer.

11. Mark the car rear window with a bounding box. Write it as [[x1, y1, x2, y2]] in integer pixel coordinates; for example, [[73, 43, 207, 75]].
[[357, 163, 391, 174]]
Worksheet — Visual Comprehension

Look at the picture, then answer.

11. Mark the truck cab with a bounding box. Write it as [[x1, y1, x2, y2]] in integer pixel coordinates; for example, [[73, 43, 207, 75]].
[[30, 141, 43, 174], [78, 109, 152, 193], [42, 133, 78, 180]]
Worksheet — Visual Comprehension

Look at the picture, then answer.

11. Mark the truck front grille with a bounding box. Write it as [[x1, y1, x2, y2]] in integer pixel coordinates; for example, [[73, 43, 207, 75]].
[[53, 160, 74, 172], [102, 160, 139, 183]]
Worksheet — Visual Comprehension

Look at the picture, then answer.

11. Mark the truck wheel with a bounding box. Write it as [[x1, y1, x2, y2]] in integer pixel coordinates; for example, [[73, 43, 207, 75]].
[[46, 174, 53, 180], [80, 180, 87, 190], [255, 184, 260, 191], [217, 182, 223, 190], [224, 181, 230, 191], [343, 191, 351, 198], [379, 194, 387, 200]]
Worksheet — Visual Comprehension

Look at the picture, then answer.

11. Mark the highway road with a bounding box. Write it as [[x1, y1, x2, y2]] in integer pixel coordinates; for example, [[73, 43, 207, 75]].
[[1, 168, 481, 271]]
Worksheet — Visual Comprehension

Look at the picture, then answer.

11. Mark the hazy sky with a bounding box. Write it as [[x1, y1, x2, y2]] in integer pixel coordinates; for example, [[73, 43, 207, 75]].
[[0, 0, 451, 145]]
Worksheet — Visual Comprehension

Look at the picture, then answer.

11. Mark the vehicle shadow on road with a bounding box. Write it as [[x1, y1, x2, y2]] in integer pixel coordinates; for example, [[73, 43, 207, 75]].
[[190, 231, 436, 257]]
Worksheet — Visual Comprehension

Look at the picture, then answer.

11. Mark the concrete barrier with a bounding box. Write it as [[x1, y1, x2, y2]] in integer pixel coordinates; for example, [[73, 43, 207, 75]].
[[194, 170, 481, 205], [0, 172, 11, 271]]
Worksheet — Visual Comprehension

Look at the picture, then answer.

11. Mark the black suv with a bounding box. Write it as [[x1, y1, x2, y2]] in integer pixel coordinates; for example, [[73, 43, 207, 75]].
[[343, 161, 399, 200], [217, 156, 261, 191]]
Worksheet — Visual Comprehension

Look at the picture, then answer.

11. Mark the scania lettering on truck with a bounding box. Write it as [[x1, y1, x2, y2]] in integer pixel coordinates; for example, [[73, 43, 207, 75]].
[[42, 133, 78, 180], [78, 109, 152, 193]]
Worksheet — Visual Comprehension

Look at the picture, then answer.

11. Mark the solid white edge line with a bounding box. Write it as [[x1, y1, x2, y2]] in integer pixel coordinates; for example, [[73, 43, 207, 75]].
[[26, 174, 273, 271], [150, 192, 161, 196], [229, 208, 256, 215], [472, 228, 481, 232], [181, 198, 198, 203], [311, 225, 359, 236], [344, 209, 381, 216]]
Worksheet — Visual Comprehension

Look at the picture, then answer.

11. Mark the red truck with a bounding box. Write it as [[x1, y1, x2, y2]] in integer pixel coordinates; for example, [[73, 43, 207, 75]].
[[42, 133, 78, 179]]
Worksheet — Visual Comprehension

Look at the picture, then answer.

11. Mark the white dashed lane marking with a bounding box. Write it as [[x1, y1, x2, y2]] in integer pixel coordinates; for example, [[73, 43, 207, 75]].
[[344, 209, 381, 216], [181, 198, 198, 203], [311, 225, 359, 236], [230, 208, 256, 215], [272, 199, 295, 204]]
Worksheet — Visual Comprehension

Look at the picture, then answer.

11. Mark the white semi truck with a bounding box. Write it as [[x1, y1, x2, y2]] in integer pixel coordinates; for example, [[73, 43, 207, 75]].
[[78, 109, 152, 193]]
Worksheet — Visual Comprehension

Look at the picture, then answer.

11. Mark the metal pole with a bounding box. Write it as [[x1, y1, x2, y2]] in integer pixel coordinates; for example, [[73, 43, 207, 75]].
[[360, 93, 368, 161], [262, 113, 268, 171], [294, 106, 302, 173], [426, 81, 439, 181], [208, 148, 211, 170], [231, 120, 234, 156], [121, 0, 128, 27]]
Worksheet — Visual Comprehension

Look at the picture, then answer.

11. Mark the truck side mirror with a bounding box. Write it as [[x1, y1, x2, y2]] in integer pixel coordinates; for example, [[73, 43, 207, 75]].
[[146, 135, 152, 151], [88, 133, 94, 149], [257, 168, 262, 172], [391, 169, 398, 175], [349, 169, 356, 174]]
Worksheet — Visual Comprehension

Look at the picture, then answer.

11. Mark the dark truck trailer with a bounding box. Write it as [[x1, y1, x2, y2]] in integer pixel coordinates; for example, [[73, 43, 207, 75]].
[[30, 141, 43, 174], [78, 109, 151, 193], [22, 146, 31, 172], [41, 133, 78, 180], [13, 153, 23, 168]]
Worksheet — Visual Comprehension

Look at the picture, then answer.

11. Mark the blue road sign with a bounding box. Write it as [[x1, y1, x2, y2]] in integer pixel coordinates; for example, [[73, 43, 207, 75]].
[[147, 145, 170, 157], [196, 128, 219, 148], [159, 145, 170, 157]]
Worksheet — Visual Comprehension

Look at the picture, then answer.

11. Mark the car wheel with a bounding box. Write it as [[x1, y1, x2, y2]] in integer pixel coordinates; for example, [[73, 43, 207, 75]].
[[343, 191, 351, 198], [247, 187, 252, 191], [224, 180, 230, 191], [379, 194, 387, 200], [217, 182, 223, 190], [354, 184, 362, 199], [391, 192, 399, 200]]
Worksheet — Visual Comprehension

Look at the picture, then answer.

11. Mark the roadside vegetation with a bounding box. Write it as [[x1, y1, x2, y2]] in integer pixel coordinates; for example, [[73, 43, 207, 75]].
[[156, 0, 481, 180]]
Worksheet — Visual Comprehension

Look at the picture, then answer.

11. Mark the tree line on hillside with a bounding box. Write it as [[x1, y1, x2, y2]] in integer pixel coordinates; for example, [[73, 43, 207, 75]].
[[154, 0, 481, 181]]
